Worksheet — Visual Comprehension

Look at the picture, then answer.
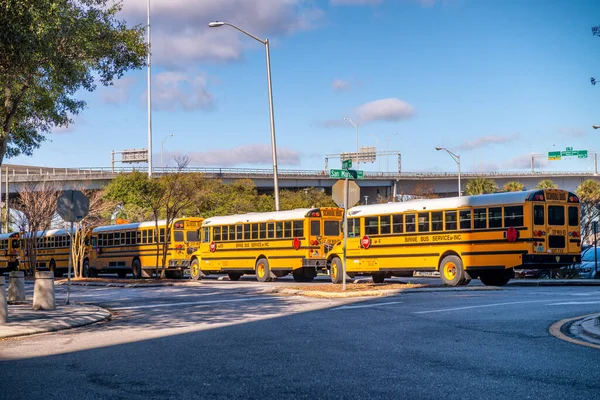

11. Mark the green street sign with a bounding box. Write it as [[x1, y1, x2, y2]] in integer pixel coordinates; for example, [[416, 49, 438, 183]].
[[577, 150, 588, 159], [548, 151, 561, 161], [329, 169, 364, 180], [342, 159, 352, 169]]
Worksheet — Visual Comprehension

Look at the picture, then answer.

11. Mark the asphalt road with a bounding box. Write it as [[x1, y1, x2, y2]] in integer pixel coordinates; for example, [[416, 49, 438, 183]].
[[1, 281, 599, 399]]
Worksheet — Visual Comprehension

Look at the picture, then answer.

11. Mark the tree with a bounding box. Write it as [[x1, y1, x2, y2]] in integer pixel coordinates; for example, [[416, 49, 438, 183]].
[[465, 177, 497, 195], [536, 179, 558, 189], [279, 188, 337, 210], [503, 181, 525, 192], [398, 180, 439, 201], [11, 179, 62, 275], [0, 1, 147, 166], [69, 188, 115, 278], [104, 171, 204, 278], [576, 180, 600, 244]]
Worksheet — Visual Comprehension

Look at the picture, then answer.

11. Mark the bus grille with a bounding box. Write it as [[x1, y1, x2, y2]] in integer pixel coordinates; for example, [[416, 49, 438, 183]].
[[548, 235, 565, 248]]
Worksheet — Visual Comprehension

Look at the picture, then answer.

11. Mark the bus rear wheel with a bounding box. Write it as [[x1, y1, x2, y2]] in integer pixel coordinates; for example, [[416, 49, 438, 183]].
[[132, 259, 142, 279], [117, 271, 127, 279], [440, 255, 465, 286], [190, 259, 202, 281], [292, 270, 314, 282], [479, 270, 511, 286], [228, 273, 242, 281], [372, 273, 386, 284], [255, 258, 274, 282], [330, 257, 343, 284]]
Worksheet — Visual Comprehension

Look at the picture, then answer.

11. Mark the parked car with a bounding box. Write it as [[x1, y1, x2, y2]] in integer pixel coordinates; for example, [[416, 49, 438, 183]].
[[574, 247, 600, 279], [514, 268, 560, 279]]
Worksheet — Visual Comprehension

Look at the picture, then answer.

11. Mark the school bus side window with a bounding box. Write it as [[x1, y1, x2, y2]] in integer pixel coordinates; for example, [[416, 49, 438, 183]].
[[405, 214, 416, 233], [293, 221, 303, 237], [445, 211, 457, 231], [276, 222, 284, 238], [380, 215, 391, 234], [243, 224, 250, 240], [489, 207, 502, 228], [459, 210, 472, 230], [310, 220, 320, 236], [203, 228, 210, 243], [251, 224, 258, 239], [418, 212, 430, 232], [284, 222, 292, 238], [236, 224, 243, 240], [392, 214, 403, 233], [504, 206, 524, 227], [365, 216, 379, 235], [214, 227, 221, 241], [474, 208, 486, 229], [431, 211, 443, 231], [267, 223, 275, 239], [348, 218, 360, 237]]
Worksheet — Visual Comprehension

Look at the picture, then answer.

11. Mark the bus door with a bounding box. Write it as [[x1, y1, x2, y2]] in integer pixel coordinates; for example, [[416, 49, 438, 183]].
[[321, 208, 344, 255]]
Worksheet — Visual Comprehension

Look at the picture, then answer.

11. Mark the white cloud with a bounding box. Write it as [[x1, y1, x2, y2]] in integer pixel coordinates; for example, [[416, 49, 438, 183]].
[[119, 0, 325, 67], [355, 98, 416, 123], [330, 0, 383, 5], [459, 133, 521, 150], [102, 77, 137, 104], [183, 144, 301, 166], [557, 127, 587, 138], [502, 153, 547, 170], [151, 71, 214, 111], [331, 79, 351, 92]]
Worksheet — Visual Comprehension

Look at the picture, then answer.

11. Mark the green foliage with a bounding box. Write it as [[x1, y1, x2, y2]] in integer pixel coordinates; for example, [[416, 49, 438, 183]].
[[503, 181, 525, 192], [0, 0, 147, 164], [576, 180, 600, 241], [536, 179, 558, 189], [279, 188, 337, 210], [465, 177, 497, 195]]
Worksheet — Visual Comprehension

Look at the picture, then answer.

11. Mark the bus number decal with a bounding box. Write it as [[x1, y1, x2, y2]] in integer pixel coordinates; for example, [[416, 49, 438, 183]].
[[546, 192, 566, 201]]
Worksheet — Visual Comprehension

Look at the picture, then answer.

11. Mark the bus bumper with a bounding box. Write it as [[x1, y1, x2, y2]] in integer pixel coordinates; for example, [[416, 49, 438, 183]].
[[302, 258, 327, 272], [168, 259, 191, 270], [521, 254, 581, 267]]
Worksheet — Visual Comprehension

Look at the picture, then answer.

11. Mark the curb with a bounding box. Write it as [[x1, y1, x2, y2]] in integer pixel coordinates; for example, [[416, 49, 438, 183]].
[[56, 281, 204, 288], [508, 280, 600, 287], [0, 304, 112, 339], [550, 313, 600, 349], [263, 285, 502, 299]]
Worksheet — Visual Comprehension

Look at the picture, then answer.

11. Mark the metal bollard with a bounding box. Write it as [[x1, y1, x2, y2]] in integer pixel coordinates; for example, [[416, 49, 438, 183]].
[[8, 271, 25, 302], [0, 277, 7, 324], [33, 271, 55, 310]]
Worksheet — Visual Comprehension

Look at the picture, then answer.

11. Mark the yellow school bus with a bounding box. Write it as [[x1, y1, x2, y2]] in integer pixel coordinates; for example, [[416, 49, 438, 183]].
[[0, 232, 21, 273], [326, 189, 581, 286], [196, 207, 344, 282], [87, 217, 204, 279], [20, 229, 75, 277]]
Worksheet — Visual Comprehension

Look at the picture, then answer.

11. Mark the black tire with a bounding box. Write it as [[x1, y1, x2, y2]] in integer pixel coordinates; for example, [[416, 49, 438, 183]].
[[190, 259, 202, 281], [83, 260, 91, 278], [439, 255, 465, 286], [49, 260, 63, 277], [132, 259, 142, 279], [117, 271, 127, 279], [255, 258, 274, 282], [292, 270, 314, 282], [372, 272, 386, 284], [330, 257, 343, 284], [228, 272, 242, 281], [165, 270, 184, 279], [479, 271, 511, 286], [536, 270, 551, 280]]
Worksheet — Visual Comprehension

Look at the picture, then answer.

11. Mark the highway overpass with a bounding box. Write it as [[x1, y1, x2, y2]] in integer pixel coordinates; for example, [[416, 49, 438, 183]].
[[0, 164, 597, 202]]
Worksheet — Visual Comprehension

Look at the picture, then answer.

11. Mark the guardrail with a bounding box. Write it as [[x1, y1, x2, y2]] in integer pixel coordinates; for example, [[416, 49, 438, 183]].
[[1, 166, 597, 179]]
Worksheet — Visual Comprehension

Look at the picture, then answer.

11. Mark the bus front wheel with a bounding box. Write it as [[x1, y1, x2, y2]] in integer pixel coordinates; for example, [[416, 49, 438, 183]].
[[479, 270, 511, 286], [372, 273, 386, 284], [330, 257, 343, 284], [255, 258, 274, 282], [440, 255, 465, 286], [190, 259, 202, 281], [228, 273, 242, 281]]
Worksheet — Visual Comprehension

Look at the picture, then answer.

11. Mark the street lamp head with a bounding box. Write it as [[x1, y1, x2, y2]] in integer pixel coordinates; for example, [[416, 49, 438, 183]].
[[208, 21, 225, 28], [593, 125, 600, 129], [435, 147, 442, 151]]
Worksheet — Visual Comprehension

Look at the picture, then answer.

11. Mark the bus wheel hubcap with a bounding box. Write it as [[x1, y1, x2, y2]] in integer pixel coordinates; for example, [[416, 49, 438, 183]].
[[445, 263, 456, 280], [258, 265, 264, 277]]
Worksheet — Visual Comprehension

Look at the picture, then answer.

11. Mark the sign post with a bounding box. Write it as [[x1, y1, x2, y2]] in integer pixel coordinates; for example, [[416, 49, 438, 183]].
[[56, 190, 89, 305]]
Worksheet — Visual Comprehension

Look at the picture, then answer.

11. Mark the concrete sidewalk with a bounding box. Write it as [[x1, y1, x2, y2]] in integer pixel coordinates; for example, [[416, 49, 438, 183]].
[[0, 303, 111, 339]]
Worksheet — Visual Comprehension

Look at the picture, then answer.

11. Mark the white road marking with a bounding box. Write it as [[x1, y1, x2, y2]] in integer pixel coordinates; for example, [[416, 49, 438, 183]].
[[331, 301, 402, 311], [110, 297, 264, 310], [414, 299, 553, 314], [548, 301, 600, 306]]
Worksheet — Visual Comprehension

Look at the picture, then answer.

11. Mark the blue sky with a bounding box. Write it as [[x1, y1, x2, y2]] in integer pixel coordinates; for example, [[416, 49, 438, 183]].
[[11, 0, 600, 174]]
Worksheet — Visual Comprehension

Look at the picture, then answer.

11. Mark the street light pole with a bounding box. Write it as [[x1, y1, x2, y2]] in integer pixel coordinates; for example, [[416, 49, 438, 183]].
[[368, 133, 380, 173], [436, 147, 461, 196], [386, 132, 398, 172], [209, 21, 280, 211], [147, 0, 153, 177], [161, 133, 173, 168], [344, 118, 359, 166]]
